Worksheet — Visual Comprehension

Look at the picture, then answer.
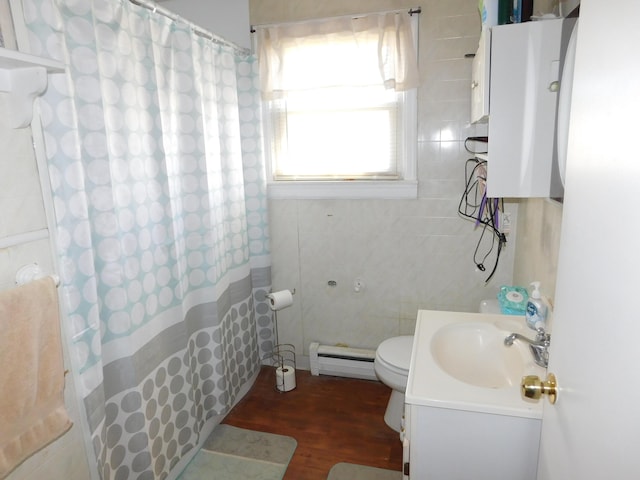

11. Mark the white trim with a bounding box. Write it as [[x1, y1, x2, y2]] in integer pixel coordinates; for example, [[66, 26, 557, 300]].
[[0, 228, 49, 249], [403, 87, 418, 182], [267, 180, 417, 199], [404, 13, 419, 182], [261, 13, 419, 201]]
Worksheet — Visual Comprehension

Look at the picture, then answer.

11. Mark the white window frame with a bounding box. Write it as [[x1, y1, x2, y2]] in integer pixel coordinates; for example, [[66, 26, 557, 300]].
[[257, 14, 419, 200]]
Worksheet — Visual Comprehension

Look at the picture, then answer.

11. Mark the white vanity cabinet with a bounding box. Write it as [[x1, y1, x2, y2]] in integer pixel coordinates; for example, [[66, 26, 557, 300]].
[[473, 19, 575, 198], [403, 402, 540, 479], [402, 310, 543, 479]]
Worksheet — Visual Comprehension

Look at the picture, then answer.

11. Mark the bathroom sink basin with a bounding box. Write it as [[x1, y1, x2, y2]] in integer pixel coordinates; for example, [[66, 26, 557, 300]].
[[406, 310, 545, 419], [430, 322, 527, 389]]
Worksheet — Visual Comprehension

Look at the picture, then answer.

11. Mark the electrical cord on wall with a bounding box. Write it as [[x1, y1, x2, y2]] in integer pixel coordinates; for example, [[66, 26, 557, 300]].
[[464, 136, 488, 155], [458, 157, 507, 283]]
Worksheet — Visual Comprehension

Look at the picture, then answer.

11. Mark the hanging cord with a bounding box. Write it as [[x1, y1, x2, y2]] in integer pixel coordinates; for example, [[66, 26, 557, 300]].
[[458, 158, 507, 283], [474, 196, 507, 283]]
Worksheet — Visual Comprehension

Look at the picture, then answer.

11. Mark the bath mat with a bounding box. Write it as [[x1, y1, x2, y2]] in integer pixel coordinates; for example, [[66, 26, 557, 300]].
[[178, 424, 296, 480], [327, 462, 402, 480]]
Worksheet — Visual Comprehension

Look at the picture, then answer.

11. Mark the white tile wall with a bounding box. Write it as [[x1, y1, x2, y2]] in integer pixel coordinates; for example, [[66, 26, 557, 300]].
[[513, 198, 563, 310], [255, 0, 563, 363], [0, 94, 91, 479], [0, 117, 47, 240], [255, 0, 515, 361]]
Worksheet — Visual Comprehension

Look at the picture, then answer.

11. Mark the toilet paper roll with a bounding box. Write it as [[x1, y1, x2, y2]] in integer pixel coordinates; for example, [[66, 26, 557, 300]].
[[275, 366, 296, 392], [266, 290, 293, 311]]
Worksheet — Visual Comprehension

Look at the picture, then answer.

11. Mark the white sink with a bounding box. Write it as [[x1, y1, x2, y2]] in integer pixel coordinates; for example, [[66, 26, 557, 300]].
[[404, 310, 546, 480], [406, 310, 546, 418], [430, 322, 527, 389]]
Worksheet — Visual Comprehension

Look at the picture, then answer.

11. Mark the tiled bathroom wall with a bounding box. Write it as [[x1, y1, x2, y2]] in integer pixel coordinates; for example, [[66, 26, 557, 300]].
[[0, 95, 91, 478], [513, 198, 563, 313], [251, 0, 527, 363], [0, 118, 52, 291]]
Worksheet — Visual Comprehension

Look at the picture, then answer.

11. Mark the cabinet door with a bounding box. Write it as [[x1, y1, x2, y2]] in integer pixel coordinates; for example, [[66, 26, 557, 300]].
[[487, 19, 563, 198], [470, 28, 491, 124]]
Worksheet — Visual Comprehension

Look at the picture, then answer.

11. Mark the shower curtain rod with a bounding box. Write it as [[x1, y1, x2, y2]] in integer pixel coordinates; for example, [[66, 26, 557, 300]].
[[250, 6, 422, 33], [129, 0, 251, 56]]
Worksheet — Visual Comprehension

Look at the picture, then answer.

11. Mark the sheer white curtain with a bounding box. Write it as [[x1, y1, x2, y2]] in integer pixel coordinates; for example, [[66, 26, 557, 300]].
[[256, 11, 419, 100]]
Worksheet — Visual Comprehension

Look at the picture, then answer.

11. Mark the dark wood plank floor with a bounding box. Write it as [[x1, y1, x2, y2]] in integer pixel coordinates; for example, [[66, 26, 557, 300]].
[[223, 366, 403, 480]]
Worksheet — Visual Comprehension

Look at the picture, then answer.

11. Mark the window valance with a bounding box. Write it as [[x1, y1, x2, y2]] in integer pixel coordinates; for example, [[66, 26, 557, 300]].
[[255, 11, 420, 100]]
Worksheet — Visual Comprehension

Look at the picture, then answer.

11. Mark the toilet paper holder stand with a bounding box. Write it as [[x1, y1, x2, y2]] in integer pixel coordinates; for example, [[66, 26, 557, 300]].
[[265, 289, 297, 392], [268, 311, 296, 392], [270, 341, 296, 393]]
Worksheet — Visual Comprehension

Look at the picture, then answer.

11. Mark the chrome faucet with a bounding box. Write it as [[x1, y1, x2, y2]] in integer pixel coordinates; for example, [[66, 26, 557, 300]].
[[504, 327, 551, 368]]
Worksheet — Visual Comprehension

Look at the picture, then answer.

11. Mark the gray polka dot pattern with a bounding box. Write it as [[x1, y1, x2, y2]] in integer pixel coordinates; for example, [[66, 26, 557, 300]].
[[91, 294, 261, 479], [96, 351, 198, 480], [255, 288, 276, 359]]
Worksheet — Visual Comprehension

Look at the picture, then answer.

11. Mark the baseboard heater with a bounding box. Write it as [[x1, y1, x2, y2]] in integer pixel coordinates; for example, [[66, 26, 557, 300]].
[[309, 342, 378, 381]]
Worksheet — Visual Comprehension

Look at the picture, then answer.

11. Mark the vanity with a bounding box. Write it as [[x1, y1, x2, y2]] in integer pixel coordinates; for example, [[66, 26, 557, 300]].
[[403, 310, 546, 479]]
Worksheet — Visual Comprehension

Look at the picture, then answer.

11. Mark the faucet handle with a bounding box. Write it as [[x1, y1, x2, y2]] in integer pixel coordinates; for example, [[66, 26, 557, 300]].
[[535, 323, 550, 343]]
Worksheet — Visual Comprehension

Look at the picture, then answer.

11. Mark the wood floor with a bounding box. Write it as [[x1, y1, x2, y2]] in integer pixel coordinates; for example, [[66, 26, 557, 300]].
[[223, 366, 403, 480]]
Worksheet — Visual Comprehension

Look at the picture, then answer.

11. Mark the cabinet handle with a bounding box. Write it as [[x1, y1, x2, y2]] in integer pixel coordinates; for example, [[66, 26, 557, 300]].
[[471, 81, 478, 89]]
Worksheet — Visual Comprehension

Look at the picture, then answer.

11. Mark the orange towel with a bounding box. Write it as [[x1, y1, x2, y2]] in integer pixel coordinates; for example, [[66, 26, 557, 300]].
[[0, 277, 72, 479]]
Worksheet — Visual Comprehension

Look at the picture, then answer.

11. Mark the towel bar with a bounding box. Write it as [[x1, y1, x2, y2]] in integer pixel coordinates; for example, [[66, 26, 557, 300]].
[[0, 228, 48, 249]]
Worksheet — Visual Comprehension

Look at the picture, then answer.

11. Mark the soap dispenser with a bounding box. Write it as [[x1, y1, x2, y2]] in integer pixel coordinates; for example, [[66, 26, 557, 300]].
[[525, 281, 548, 330]]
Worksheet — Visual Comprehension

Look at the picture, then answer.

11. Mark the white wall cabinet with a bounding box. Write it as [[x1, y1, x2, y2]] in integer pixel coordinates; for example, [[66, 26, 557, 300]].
[[470, 28, 490, 124], [474, 19, 574, 198]]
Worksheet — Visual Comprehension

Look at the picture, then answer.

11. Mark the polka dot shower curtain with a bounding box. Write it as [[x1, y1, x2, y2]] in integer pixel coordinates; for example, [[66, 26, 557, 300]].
[[23, 0, 273, 478]]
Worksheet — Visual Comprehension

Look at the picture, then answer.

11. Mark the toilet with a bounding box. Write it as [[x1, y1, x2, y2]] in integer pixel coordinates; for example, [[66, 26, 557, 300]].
[[375, 300, 502, 433], [373, 335, 414, 432]]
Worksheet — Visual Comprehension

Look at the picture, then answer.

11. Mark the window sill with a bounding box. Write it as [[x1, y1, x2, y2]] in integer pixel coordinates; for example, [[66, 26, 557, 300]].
[[267, 180, 418, 200]]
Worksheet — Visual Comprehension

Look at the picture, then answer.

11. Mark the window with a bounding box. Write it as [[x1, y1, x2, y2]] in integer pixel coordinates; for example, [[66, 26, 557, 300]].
[[255, 11, 419, 199]]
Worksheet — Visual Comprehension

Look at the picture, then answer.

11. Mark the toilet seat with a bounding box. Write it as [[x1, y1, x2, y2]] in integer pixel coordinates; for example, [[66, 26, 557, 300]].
[[375, 335, 413, 377]]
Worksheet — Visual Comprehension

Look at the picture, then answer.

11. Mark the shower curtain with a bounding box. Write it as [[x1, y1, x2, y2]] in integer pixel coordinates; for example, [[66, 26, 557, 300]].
[[23, 0, 273, 478]]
